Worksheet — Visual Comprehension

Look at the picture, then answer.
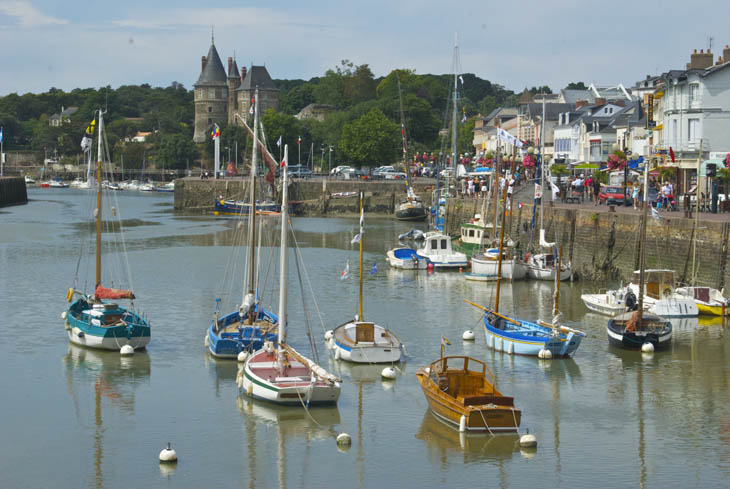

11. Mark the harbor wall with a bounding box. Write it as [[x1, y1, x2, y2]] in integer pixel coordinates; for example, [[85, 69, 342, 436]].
[[0, 177, 28, 207], [174, 178, 435, 214], [445, 198, 730, 287]]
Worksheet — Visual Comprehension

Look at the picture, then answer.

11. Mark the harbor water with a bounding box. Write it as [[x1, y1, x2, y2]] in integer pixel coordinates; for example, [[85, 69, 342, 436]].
[[1, 188, 729, 488]]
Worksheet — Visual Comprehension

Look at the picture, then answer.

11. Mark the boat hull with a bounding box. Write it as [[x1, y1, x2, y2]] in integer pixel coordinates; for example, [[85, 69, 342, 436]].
[[471, 257, 526, 280], [207, 309, 278, 358], [65, 299, 150, 351], [606, 321, 672, 350], [387, 248, 428, 269], [214, 199, 282, 216], [580, 293, 630, 316], [331, 321, 402, 363], [464, 273, 498, 282], [395, 206, 427, 221], [242, 349, 340, 405], [483, 314, 584, 357]]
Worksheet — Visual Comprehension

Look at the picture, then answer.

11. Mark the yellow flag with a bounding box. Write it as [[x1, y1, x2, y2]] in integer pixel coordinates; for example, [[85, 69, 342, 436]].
[[85, 118, 96, 136]]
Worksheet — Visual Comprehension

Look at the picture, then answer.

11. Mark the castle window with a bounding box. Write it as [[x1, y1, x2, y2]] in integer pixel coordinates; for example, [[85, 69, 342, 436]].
[[208, 88, 215, 99], [208, 118, 212, 125], [208, 106, 212, 113], [196, 89, 202, 99]]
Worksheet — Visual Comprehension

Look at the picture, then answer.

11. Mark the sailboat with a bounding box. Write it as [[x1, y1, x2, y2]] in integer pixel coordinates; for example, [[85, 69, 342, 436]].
[[394, 77, 427, 221], [526, 98, 573, 281], [64, 110, 151, 351], [241, 144, 341, 404], [469, 183, 585, 357], [331, 193, 404, 363], [207, 90, 278, 358], [607, 159, 673, 350]]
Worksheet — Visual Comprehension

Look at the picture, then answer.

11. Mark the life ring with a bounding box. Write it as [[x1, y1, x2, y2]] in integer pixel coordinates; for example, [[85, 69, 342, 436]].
[[66, 288, 74, 303], [662, 286, 672, 297]]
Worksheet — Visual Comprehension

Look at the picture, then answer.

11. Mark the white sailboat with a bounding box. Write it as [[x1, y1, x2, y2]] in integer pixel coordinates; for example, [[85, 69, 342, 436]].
[[241, 145, 341, 405], [330, 193, 404, 363]]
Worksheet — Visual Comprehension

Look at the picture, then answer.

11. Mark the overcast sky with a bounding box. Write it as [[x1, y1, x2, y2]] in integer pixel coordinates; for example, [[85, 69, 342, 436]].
[[1, 0, 729, 96]]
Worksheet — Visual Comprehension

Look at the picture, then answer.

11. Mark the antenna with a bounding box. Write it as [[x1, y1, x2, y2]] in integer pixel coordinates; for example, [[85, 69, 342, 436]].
[[211, 26, 214, 45], [708, 36, 714, 52]]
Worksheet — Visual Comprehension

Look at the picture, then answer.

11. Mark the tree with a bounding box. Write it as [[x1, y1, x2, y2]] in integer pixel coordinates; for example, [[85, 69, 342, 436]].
[[339, 108, 399, 168], [344, 64, 376, 106], [261, 110, 302, 155], [155, 133, 196, 169], [313, 69, 345, 107], [278, 84, 315, 115], [566, 81, 587, 90]]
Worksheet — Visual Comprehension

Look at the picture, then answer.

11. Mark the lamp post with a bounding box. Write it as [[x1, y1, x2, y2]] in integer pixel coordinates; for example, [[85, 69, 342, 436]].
[[328, 145, 333, 173]]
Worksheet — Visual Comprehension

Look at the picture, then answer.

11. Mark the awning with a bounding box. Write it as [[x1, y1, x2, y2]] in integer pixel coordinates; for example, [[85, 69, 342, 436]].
[[573, 163, 600, 169]]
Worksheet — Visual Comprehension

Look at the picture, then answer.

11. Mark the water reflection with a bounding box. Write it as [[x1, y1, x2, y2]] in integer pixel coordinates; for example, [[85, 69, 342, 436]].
[[62, 345, 150, 489]]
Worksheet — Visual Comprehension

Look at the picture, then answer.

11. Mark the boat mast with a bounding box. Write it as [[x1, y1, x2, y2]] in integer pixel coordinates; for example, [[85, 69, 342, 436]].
[[359, 193, 364, 321], [636, 153, 650, 324], [244, 89, 260, 324], [494, 178, 509, 312], [95, 110, 103, 288], [451, 33, 459, 178], [554, 245, 562, 320], [540, 96, 546, 237], [691, 139, 703, 284], [398, 76, 410, 190], [277, 145, 289, 346]]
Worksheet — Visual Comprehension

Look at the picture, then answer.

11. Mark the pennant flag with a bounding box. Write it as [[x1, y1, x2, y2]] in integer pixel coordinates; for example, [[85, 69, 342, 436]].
[[441, 335, 451, 346], [80, 136, 91, 152], [249, 106, 254, 115], [351, 195, 364, 244], [458, 75, 464, 85], [0, 127, 3, 143], [369, 261, 377, 276], [297, 136, 301, 145], [651, 207, 662, 221], [669, 147, 675, 163], [518, 202, 523, 209], [340, 259, 350, 280], [280, 158, 286, 168], [85, 118, 96, 136], [210, 123, 220, 139], [276, 135, 282, 148]]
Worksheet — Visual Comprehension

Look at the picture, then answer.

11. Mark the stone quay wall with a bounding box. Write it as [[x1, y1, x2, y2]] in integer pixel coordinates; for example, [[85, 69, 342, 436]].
[[174, 178, 435, 215], [0, 177, 28, 207], [444, 197, 730, 287]]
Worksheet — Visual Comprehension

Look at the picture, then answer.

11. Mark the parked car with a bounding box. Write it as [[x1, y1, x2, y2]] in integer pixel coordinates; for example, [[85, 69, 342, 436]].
[[383, 170, 407, 180], [372, 166, 396, 179], [598, 185, 629, 206], [287, 165, 313, 178], [341, 168, 366, 180], [330, 165, 352, 176]]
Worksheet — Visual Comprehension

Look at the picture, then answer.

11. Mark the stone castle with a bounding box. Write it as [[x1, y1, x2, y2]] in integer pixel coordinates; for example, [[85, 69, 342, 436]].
[[193, 37, 279, 143]]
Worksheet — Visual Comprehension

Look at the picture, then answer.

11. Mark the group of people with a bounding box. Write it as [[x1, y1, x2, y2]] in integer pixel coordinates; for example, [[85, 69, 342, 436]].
[[560, 174, 601, 204]]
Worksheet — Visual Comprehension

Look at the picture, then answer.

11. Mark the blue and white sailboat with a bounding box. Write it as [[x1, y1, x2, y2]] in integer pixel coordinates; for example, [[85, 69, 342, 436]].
[[468, 184, 585, 357], [207, 90, 278, 358], [64, 110, 151, 351]]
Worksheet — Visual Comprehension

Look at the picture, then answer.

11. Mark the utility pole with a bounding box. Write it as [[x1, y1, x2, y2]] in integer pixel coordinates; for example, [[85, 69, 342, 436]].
[[0, 125, 4, 176]]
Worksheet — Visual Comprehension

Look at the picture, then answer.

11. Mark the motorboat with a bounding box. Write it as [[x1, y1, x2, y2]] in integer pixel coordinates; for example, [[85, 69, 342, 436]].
[[471, 248, 526, 280], [386, 247, 429, 270], [417, 231, 468, 269]]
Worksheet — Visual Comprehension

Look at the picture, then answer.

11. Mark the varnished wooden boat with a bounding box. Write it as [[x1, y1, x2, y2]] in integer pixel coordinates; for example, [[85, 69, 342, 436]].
[[416, 355, 521, 433]]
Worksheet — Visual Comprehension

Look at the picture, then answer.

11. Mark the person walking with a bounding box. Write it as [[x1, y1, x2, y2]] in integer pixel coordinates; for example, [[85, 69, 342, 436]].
[[632, 183, 640, 210], [592, 175, 601, 205]]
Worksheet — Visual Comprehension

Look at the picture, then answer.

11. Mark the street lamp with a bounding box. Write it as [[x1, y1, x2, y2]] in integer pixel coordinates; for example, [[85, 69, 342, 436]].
[[328, 145, 333, 172]]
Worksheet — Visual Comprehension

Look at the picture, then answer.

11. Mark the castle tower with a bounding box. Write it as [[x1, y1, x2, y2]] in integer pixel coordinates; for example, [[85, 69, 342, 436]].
[[193, 39, 229, 143], [236, 65, 279, 121], [226, 56, 241, 125]]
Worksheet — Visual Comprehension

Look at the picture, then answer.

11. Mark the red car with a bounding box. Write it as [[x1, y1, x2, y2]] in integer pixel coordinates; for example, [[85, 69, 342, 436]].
[[598, 186, 629, 206]]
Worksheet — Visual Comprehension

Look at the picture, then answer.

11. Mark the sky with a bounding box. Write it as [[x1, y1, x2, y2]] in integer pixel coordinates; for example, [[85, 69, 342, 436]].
[[1, 0, 730, 96]]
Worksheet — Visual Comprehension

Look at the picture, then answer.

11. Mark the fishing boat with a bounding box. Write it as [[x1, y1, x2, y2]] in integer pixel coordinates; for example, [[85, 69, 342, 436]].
[[471, 248, 526, 280], [469, 184, 585, 357], [213, 198, 281, 216], [47, 179, 69, 188], [626, 269, 698, 317], [70, 177, 90, 189], [416, 353, 521, 433], [207, 91, 278, 358], [330, 193, 404, 363], [454, 212, 496, 259], [675, 286, 729, 316], [394, 77, 427, 222], [63, 110, 150, 351], [241, 145, 341, 405], [386, 247, 429, 270], [581, 285, 638, 316], [606, 158, 672, 350], [417, 231, 468, 269]]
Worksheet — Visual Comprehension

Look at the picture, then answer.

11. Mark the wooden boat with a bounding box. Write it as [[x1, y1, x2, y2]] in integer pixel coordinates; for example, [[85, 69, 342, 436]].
[[207, 91, 278, 358], [213, 198, 281, 216], [331, 193, 404, 363], [242, 144, 341, 405], [64, 110, 150, 351], [394, 77, 427, 222], [416, 355, 521, 433], [386, 247, 429, 270]]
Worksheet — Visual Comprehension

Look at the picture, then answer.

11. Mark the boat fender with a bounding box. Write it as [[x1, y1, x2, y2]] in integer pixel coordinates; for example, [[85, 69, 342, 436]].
[[72, 327, 84, 339], [538, 349, 552, 359], [159, 442, 178, 463], [524, 252, 530, 262], [459, 415, 467, 433], [507, 341, 514, 355], [66, 288, 74, 302], [246, 381, 253, 396], [120, 344, 134, 356], [381, 367, 397, 380], [641, 342, 655, 353], [237, 351, 248, 363], [204, 335, 209, 348], [336, 433, 352, 447], [61, 311, 67, 320], [462, 330, 475, 341], [324, 330, 334, 341]]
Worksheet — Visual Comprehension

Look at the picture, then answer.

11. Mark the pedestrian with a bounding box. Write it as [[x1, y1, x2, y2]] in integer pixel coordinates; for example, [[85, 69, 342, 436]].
[[632, 184, 640, 210], [592, 176, 601, 206]]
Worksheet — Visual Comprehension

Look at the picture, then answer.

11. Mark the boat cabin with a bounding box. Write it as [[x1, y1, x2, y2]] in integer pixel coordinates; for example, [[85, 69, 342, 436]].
[[422, 233, 454, 258], [427, 356, 513, 406], [632, 269, 676, 299]]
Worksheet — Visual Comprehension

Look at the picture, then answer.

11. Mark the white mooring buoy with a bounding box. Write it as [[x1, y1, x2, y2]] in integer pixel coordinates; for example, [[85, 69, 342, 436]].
[[237, 351, 249, 363], [204, 335, 209, 348], [459, 415, 467, 433], [538, 348, 552, 359], [520, 430, 537, 448], [324, 330, 334, 341], [120, 344, 134, 356], [641, 342, 655, 353], [159, 442, 178, 463], [336, 433, 352, 447], [381, 367, 397, 380], [462, 330, 475, 341], [61, 311, 67, 320]]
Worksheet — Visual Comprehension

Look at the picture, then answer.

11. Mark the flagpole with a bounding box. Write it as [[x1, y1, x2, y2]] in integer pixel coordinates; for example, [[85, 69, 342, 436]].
[[1, 125, 4, 177], [359, 193, 364, 321]]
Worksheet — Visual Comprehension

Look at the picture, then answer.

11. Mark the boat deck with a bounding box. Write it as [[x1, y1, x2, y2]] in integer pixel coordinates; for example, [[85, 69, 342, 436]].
[[248, 350, 313, 387], [218, 318, 276, 335]]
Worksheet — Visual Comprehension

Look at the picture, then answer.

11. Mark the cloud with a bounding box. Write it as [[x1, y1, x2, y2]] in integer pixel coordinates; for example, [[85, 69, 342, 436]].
[[0, 0, 67, 27]]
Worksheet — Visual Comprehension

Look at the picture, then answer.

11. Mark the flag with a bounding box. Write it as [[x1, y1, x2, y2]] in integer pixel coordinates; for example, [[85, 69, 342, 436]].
[[459, 75, 464, 85], [518, 202, 523, 209], [276, 135, 282, 148], [210, 124, 220, 139], [651, 207, 662, 221], [85, 118, 96, 136], [441, 335, 451, 346], [369, 261, 377, 276], [0, 127, 3, 143], [340, 259, 350, 280], [280, 158, 286, 168], [351, 196, 364, 244], [669, 147, 675, 163], [80, 136, 91, 152], [249, 106, 254, 115], [297, 136, 301, 145]]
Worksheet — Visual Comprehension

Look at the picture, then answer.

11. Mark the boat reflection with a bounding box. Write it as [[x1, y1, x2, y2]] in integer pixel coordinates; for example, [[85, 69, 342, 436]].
[[63, 345, 151, 489]]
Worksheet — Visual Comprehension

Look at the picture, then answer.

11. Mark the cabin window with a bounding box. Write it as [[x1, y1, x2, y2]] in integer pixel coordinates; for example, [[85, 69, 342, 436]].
[[430, 240, 437, 250], [469, 230, 475, 237], [441, 239, 447, 249]]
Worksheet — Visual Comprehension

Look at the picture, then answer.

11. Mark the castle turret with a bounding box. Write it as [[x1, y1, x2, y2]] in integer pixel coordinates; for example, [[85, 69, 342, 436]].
[[227, 57, 241, 125], [193, 40, 228, 143], [236, 65, 279, 121]]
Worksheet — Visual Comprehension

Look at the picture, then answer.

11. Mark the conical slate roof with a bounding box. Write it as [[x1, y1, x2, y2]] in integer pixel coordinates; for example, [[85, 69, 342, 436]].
[[229, 58, 239, 78], [196, 43, 227, 85], [237, 65, 278, 91]]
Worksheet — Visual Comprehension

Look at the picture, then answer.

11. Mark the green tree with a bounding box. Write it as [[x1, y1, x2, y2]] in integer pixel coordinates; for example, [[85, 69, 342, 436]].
[[278, 84, 315, 115], [313, 69, 345, 107], [155, 133, 196, 169], [114, 141, 147, 170], [566, 81, 587, 90], [261, 109, 302, 155], [339, 108, 399, 168], [344, 64, 376, 106]]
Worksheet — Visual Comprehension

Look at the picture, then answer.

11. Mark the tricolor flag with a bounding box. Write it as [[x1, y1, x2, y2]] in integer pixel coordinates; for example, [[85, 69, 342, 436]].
[[369, 261, 377, 276], [441, 335, 451, 346], [0, 127, 3, 143], [340, 259, 350, 280], [276, 135, 282, 148], [297, 136, 301, 145], [249, 106, 254, 115], [210, 123, 220, 139], [351, 195, 364, 244], [518, 202, 523, 209]]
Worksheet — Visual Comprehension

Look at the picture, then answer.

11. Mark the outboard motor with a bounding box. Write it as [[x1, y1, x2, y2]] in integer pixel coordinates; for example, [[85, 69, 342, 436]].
[[625, 290, 637, 311]]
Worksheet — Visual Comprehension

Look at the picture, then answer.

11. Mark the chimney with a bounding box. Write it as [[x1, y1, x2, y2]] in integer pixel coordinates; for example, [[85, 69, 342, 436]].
[[201, 56, 207, 72], [690, 48, 713, 70], [724, 45, 730, 65], [576, 100, 588, 109], [595, 97, 606, 106], [615, 100, 625, 107], [240, 66, 247, 82], [227, 57, 232, 74]]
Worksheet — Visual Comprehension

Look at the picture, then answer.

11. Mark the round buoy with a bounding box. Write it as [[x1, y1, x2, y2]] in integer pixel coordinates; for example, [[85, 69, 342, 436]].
[[459, 415, 467, 433], [381, 367, 397, 380], [520, 432, 537, 448], [459, 267, 463, 273], [237, 351, 249, 363], [427, 263, 434, 272], [159, 442, 178, 463], [120, 344, 134, 356], [204, 335, 209, 348], [324, 330, 334, 341], [641, 342, 655, 353], [538, 349, 553, 359], [61, 311, 67, 320], [336, 433, 351, 447], [462, 330, 475, 341]]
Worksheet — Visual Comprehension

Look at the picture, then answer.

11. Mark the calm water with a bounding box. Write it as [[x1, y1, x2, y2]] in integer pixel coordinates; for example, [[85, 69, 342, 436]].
[[1, 188, 730, 489]]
